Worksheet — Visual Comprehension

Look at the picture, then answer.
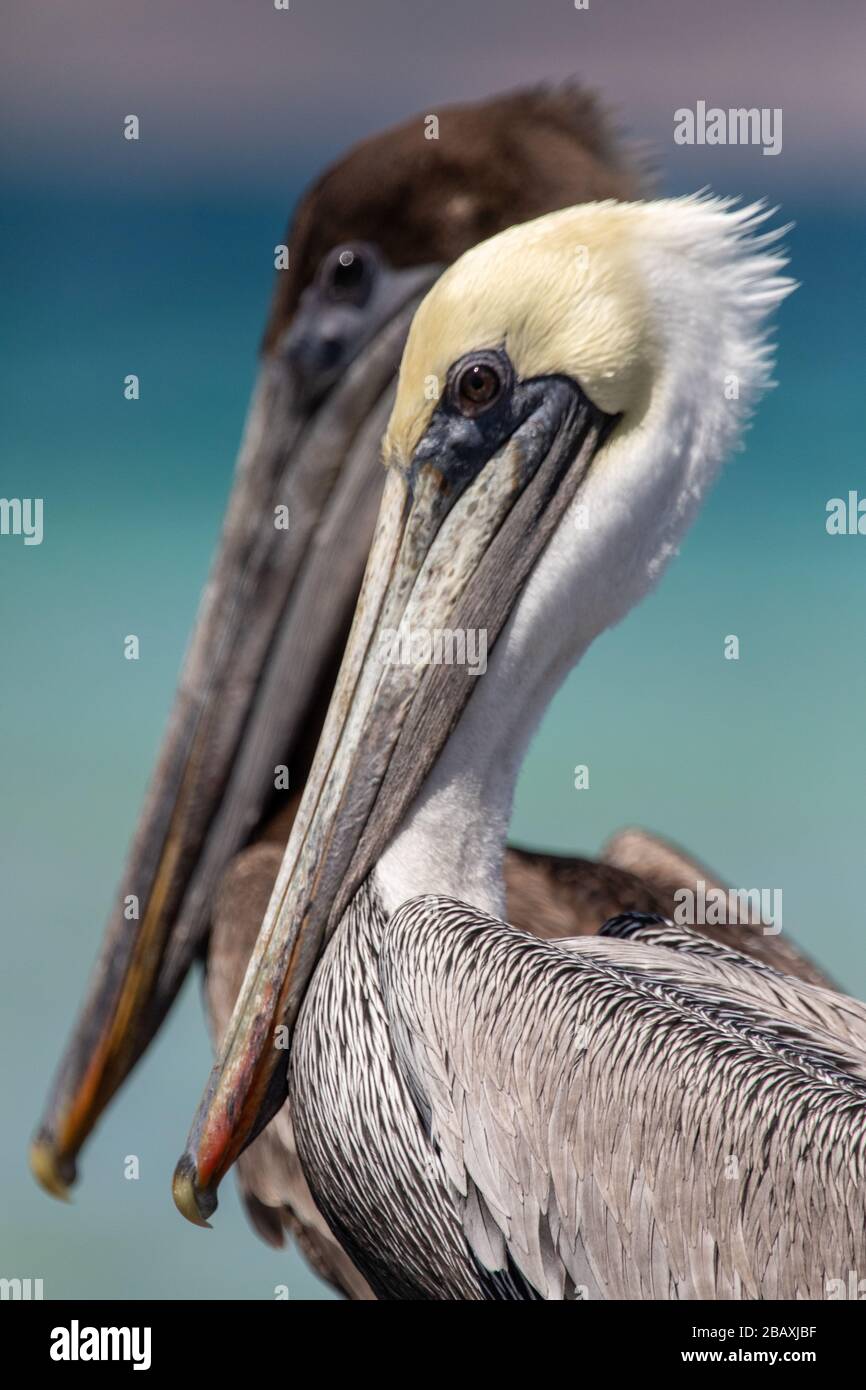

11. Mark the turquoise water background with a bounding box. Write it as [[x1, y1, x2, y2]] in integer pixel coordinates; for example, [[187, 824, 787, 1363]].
[[2, 181, 865, 1299]]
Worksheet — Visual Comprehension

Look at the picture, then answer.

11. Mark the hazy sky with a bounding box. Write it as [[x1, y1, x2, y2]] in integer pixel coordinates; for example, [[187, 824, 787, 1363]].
[[3, 1, 864, 197]]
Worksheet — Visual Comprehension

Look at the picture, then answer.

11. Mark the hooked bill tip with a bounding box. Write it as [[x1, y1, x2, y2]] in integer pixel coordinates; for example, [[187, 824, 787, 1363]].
[[30, 1136, 76, 1202], [172, 1152, 217, 1229]]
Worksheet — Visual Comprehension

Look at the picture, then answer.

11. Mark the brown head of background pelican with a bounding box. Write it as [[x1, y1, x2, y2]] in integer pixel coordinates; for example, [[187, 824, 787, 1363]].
[[31, 83, 825, 1300]]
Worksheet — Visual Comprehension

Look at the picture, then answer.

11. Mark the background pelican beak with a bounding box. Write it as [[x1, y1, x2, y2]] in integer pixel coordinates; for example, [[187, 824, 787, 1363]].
[[30, 260, 440, 1201], [30, 76, 649, 1204], [172, 374, 613, 1225]]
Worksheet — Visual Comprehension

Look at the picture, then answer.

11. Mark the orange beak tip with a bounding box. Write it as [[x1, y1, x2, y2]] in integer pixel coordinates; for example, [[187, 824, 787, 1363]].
[[29, 1136, 76, 1202], [172, 1153, 218, 1229]]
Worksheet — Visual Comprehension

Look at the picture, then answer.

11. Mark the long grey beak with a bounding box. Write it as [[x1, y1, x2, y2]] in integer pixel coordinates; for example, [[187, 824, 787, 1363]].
[[172, 367, 614, 1226], [30, 260, 440, 1201]]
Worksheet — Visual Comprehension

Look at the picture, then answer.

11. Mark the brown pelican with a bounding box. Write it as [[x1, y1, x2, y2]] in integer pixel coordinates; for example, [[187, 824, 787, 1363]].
[[32, 88, 825, 1297], [174, 198, 866, 1300]]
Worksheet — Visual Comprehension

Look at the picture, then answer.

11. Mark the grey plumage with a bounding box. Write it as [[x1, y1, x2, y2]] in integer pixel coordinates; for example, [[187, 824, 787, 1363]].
[[289, 881, 536, 1299], [288, 881, 866, 1301], [207, 830, 832, 1297]]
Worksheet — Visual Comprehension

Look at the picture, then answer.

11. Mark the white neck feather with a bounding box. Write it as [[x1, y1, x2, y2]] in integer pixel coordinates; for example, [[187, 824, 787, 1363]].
[[376, 199, 792, 918]]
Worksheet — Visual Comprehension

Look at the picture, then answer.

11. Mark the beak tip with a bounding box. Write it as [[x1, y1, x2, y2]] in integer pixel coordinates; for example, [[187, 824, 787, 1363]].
[[30, 1135, 76, 1202], [172, 1153, 217, 1229]]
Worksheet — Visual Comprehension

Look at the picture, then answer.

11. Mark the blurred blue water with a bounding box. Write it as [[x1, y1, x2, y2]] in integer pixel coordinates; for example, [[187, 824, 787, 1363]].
[[1, 188, 864, 1298]]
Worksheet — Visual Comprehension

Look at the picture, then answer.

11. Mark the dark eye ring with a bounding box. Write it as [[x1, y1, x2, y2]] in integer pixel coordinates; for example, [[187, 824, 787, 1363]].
[[318, 243, 375, 305], [450, 352, 510, 419]]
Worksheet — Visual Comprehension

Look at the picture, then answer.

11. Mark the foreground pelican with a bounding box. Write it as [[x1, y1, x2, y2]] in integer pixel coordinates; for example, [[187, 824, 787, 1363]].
[[175, 198, 866, 1300]]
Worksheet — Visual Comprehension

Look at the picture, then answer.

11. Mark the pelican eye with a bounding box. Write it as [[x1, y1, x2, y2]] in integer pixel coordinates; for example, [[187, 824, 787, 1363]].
[[319, 244, 375, 306], [450, 351, 511, 419]]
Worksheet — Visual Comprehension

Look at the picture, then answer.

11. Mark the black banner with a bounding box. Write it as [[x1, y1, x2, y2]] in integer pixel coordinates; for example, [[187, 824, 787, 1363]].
[[4, 1298, 862, 1374]]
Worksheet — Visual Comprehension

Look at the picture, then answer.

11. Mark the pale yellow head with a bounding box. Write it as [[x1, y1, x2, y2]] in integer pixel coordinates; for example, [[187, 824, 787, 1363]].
[[383, 201, 654, 464]]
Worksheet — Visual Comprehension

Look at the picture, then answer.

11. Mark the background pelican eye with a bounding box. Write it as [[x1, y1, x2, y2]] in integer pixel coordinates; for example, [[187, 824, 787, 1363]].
[[319, 245, 374, 306], [454, 361, 504, 417]]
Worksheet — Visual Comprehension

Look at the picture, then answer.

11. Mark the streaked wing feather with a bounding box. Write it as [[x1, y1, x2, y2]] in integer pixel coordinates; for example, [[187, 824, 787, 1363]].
[[380, 896, 866, 1300], [598, 914, 866, 1060]]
